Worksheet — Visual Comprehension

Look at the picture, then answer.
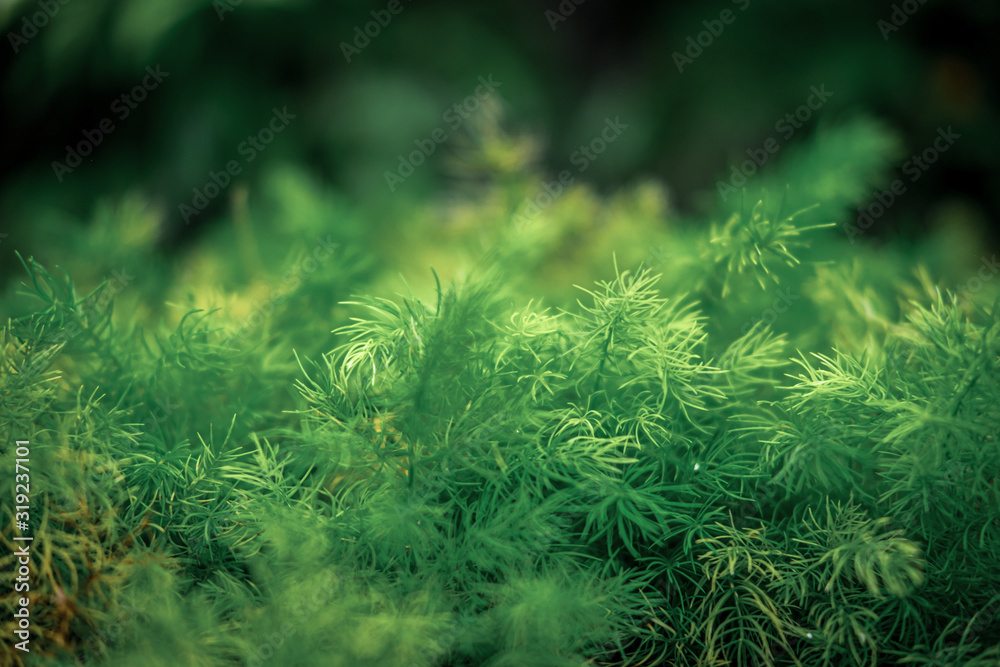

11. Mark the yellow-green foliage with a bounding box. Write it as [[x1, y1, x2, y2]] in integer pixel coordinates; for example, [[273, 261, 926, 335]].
[[2, 116, 999, 667]]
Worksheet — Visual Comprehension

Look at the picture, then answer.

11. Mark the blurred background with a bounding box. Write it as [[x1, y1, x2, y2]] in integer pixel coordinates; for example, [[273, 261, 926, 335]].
[[5, 4, 1000, 662], [1, 0, 999, 307]]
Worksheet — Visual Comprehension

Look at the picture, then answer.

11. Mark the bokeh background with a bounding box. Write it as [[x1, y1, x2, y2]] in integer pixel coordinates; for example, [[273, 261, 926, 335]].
[[1, 0, 999, 298], [3, 4, 1000, 664]]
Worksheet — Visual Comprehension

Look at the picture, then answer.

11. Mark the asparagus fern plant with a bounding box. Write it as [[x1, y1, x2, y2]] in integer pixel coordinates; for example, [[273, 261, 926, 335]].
[[1, 117, 999, 667]]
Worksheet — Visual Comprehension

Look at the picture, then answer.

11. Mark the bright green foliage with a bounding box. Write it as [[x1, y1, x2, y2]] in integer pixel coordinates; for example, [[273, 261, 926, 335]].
[[2, 121, 1000, 667]]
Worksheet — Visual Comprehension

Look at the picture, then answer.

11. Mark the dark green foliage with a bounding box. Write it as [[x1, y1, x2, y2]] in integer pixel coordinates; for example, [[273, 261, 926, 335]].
[[2, 124, 999, 667]]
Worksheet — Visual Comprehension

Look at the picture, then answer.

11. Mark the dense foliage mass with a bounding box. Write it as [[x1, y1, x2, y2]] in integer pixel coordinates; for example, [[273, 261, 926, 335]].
[[1, 117, 999, 666]]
